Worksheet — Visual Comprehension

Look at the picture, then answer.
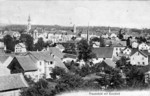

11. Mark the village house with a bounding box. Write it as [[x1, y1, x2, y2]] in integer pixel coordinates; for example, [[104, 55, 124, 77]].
[[28, 51, 67, 79], [0, 73, 28, 96], [109, 33, 117, 39], [92, 47, 114, 64], [122, 47, 133, 56], [28, 51, 55, 79], [63, 53, 77, 63], [138, 42, 150, 50], [56, 44, 65, 52], [130, 50, 150, 66], [141, 64, 150, 83], [7, 55, 38, 80], [111, 41, 126, 57], [3, 31, 21, 39], [131, 41, 139, 48], [92, 41, 100, 48], [101, 59, 116, 69], [15, 43, 27, 53], [94, 59, 117, 73]]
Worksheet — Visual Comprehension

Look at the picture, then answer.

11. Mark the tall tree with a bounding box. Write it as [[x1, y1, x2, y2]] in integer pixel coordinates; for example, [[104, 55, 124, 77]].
[[34, 37, 45, 51], [76, 39, 96, 63], [3, 35, 15, 53], [99, 37, 105, 47], [20, 34, 34, 51]]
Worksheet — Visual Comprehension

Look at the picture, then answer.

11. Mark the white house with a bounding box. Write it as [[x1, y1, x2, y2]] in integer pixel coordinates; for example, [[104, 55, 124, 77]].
[[122, 47, 132, 56], [112, 41, 126, 57], [130, 50, 150, 66], [56, 44, 65, 52], [110, 33, 117, 39], [15, 43, 27, 53], [132, 41, 139, 48], [138, 43, 150, 50], [28, 51, 67, 79], [28, 51, 55, 79]]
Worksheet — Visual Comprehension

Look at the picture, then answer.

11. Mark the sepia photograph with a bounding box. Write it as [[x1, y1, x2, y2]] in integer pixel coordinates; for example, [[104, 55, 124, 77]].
[[0, 0, 150, 96]]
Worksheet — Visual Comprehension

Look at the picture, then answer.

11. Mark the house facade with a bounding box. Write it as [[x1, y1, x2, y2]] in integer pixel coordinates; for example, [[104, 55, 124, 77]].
[[15, 43, 27, 53], [130, 50, 149, 66], [138, 43, 150, 50]]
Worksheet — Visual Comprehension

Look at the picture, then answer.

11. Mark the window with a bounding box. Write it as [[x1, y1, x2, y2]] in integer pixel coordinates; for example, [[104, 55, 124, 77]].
[[138, 62, 140, 65], [116, 48, 118, 50], [50, 61, 53, 64], [142, 57, 144, 60], [40, 62, 42, 65], [143, 62, 145, 65], [39, 69, 42, 72], [133, 58, 134, 60]]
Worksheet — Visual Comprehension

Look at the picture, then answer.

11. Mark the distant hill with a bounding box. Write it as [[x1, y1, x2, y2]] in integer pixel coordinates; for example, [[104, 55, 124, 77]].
[[0, 24, 149, 34]]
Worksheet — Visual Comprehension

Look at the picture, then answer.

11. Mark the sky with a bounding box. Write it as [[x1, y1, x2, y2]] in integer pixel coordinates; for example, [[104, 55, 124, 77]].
[[0, 0, 150, 28]]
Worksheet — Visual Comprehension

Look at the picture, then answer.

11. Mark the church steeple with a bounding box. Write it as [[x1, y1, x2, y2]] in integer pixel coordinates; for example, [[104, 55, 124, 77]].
[[27, 15, 31, 32]]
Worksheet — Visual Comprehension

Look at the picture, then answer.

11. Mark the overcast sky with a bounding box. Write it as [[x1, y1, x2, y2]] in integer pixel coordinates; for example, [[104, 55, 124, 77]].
[[0, 0, 150, 28]]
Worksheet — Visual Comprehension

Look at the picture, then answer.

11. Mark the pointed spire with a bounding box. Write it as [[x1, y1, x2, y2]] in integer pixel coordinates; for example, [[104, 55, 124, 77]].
[[28, 15, 31, 22], [27, 15, 31, 32]]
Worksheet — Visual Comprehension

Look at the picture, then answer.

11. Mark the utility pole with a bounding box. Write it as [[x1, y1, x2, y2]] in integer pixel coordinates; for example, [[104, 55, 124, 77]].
[[87, 22, 89, 44]]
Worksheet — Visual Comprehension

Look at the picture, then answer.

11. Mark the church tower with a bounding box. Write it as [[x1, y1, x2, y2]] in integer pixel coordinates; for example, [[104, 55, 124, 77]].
[[27, 15, 31, 32], [73, 24, 76, 33]]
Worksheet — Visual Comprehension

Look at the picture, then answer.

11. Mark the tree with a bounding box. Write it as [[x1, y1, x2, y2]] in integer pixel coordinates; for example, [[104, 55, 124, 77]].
[[77, 39, 96, 63], [124, 66, 146, 89], [116, 56, 127, 68], [20, 34, 34, 51], [55, 72, 84, 93], [34, 38, 46, 51], [99, 37, 105, 47], [50, 66, 67, 79], [118, 29, 123, 39], [3, 35, 15, 53], [21, 79, 50, 96]]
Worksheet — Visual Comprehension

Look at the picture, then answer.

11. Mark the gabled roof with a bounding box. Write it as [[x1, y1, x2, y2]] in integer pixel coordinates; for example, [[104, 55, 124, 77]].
[[29, 51, 54, 61], [130, 49, 150, 57], [49, 47, 64, 59], [130, 48, 138, 56], [56, 44, 65, 49], [0, 66, 10, 76], [0, 73, 28, 92], [122, 47, 132, 51], [92, 47, 114, 58], [103, 59, 116, 68], [112, 56, 119, 62], [54, 56, 68, 71], [0, 55, 9, 64], [15, 43, 26, 48], [15, 56, 38, 71]]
